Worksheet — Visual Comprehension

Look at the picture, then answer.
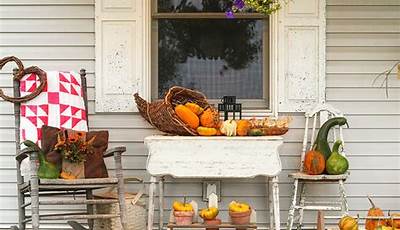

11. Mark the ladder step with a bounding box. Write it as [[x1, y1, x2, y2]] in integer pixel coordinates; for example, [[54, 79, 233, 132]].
[[24, 213, 120, 222], [40, 199, 118, 205], [295, 205, 341, 211], [40, 214, 120, 220], [305, 201, 341, 206]]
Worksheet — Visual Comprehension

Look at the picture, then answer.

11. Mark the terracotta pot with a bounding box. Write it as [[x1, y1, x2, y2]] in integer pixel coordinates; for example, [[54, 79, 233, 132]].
[[174, 211, 194, 225], [229, 209, 251, 225], [204, 218, 221, 230]]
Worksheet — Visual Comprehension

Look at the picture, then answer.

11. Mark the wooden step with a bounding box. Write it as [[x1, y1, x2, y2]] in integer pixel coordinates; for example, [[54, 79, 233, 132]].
[[167, 223, 257, 229], [23, 212, 120, 223], [39, 199, 119, 205], [40, 214, 120, 220], [294, 205, 341, 211]]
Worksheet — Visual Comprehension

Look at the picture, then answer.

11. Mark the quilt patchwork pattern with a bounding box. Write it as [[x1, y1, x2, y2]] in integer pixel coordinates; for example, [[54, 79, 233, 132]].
[[20, 71, 88, 146]]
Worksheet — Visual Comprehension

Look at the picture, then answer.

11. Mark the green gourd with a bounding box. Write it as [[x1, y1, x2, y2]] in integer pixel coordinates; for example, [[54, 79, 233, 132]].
[[23, 140, 60, 179], [248, 128, 263, 136], [313, 117, 348, 160], [326, 140, 349, 175]]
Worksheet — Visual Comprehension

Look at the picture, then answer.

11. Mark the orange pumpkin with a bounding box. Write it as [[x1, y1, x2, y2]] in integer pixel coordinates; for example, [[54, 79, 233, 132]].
[[200, 108, 220, 128], [60, 171, 76, 180], [197, 127, 217, 136], [236, 120, 251, 136], [365, 196, 385, 230], [184, 102, 204, 116], [175, 105, 200, 129], [303, 150, 325, 175], [388, 211, 400, 228]]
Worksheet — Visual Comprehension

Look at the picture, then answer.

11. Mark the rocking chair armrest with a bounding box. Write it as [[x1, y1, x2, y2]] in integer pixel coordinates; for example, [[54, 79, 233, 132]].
[[103, 146, 126, 158], [16, 147, 39, 163]]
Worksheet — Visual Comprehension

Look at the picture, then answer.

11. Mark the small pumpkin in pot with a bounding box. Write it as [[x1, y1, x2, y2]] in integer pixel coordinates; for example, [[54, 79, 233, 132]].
[[339, 215, 358, 230], [303, 150, 325, 175], [199, 207, 219, 220], [365, 196, 385, 230]]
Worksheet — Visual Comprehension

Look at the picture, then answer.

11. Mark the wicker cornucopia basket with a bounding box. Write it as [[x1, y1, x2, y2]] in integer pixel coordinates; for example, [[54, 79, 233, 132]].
[[134, 86, 211, 136]]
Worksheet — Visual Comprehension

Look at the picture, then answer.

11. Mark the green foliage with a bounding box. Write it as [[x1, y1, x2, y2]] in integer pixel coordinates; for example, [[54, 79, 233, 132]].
[[243, 0, 283, 15]]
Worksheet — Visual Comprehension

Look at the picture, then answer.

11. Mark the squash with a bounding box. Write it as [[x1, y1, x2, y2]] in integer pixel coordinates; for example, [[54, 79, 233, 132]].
[[175, 104, 200, 129], [199, 207, 219, 220], [184, 102, 204, 116], [375, 226, 394, 230], [173, 201, 193, 212], [200, 108, 220, 128], [197, 127, 217, 136], [339, 215, 358, 230], [326, 140, 349, 175], [387, 211, 400, 229], [365, 196, 385, 230], [248, 128, 263, 136], [236, 120, 251, 136], [303, 150, 325, 175], [23, 140, 60, 179], [220, 120, 237, 136], [313, 117, 348, 160]]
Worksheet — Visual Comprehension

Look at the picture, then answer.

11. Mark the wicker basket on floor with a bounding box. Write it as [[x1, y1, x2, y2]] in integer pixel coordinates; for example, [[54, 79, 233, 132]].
[[134, 86, 211, 136], [93, 188, 146, 230]]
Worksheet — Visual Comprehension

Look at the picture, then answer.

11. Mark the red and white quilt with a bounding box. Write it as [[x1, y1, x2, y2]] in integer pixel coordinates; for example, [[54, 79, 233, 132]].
[[20, 71, 88, 176]]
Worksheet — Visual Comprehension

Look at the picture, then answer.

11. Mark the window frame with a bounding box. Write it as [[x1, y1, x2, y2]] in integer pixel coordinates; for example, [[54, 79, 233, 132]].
[[150, 0, 275, 113]]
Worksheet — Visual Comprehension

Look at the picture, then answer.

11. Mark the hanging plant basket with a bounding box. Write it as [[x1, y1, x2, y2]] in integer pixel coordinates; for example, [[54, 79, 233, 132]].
[[226, 0, 285, 18]]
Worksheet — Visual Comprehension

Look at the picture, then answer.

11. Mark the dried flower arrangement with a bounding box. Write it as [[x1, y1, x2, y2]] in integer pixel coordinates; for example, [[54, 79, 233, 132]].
[[55, 131, 96, 163]]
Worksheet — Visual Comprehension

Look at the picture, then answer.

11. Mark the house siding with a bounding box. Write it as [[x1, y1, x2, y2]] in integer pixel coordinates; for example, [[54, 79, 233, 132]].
[[0, 0, 399, 228]]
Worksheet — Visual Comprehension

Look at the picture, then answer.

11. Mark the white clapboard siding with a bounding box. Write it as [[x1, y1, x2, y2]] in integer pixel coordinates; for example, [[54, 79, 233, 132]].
[[0, 0, 399, 229]]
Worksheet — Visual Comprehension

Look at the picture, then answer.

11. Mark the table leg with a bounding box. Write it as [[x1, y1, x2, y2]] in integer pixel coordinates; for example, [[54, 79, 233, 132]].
[[148, 176, 157, 230], [268, 177, 274, 230], [159, 177, 164, 230], [272, 176, 281, 230]]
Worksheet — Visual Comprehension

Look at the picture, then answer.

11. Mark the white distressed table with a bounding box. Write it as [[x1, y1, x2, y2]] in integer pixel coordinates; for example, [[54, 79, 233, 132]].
[[145, 135, 284, 230]]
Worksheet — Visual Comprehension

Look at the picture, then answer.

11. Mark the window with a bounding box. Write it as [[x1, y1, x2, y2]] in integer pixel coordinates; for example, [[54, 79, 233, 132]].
[[152, 0, 270, 109]]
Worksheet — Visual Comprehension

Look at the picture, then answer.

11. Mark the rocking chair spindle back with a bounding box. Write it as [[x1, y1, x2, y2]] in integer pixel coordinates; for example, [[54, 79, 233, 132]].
[[3, 60, 129, 230]]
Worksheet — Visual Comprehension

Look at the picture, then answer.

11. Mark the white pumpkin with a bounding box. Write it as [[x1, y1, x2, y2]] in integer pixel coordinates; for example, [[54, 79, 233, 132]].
[[220, 120, 237, 136]]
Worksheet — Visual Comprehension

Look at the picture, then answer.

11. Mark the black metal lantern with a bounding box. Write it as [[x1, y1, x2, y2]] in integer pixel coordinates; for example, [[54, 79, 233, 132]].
[[218, 96, 242, 121]]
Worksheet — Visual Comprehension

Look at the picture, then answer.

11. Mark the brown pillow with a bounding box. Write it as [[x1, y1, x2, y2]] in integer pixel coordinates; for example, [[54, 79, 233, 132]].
[[41, 125, 109, 178]]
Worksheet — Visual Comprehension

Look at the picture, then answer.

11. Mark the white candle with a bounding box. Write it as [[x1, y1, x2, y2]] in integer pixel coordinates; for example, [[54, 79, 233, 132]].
[[208, 193, 218, 208]]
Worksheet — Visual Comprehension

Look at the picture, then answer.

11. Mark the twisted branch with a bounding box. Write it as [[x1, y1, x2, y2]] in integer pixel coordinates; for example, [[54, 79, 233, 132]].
[[0, 56, 47, 103]]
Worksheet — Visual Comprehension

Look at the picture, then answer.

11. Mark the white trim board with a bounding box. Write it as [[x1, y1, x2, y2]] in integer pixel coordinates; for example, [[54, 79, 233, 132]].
[[94, 0, 326, 113]]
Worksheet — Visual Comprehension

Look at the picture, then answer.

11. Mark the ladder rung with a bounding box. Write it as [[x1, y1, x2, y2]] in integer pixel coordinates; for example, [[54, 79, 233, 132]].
[[24, 213, 120, 223], [304, 201, 341, 205], [295, 205, 341, 211], [41, 214, 120, 220], [40, 199, 118, 205]]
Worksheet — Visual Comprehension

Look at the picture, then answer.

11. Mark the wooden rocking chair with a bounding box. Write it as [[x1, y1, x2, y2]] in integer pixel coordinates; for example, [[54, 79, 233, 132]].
[[3, 63, 128, 230], [286, 103, 349, 230]]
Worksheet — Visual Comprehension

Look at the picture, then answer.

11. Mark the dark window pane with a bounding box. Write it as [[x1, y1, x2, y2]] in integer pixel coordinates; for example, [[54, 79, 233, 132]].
[[157, 19, 264, 99], [157, 0, 253, 13]]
